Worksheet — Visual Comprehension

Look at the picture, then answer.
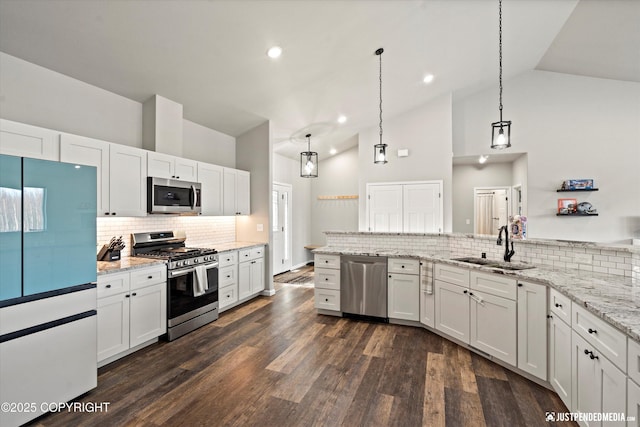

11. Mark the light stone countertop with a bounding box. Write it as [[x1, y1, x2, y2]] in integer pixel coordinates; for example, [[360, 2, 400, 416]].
[[314, 246, 640, 343], [208, 241, 265, 253], [97, 257, 166, 275]]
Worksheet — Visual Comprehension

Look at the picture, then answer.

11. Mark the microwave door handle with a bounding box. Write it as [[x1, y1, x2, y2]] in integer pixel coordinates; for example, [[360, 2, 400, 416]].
[[191, 185, 197, 210]]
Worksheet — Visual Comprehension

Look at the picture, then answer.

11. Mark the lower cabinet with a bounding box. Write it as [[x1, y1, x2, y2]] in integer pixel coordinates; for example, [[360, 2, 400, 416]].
[[572, 330, 626, 427], [435, 280, 470, 343], [314, 254, 341, 313], [419, 261, 435, 328], [97, 266, 167, 364], [517, 280, 548, 380], [388, 273, 420, 321], [219, 250, 239, 312], [238, 246, 265, 300], [628, 379, 640, 427], [549, 313, 573, 410], [469, 289, 517, 366]]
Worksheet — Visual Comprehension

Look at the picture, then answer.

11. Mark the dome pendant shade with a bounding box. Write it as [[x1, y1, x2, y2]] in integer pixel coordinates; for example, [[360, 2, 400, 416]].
[[300, 133, 318, 178]]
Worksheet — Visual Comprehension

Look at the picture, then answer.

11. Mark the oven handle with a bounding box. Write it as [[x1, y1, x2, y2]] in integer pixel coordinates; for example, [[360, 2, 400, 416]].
[[168, 262, 218, 279]]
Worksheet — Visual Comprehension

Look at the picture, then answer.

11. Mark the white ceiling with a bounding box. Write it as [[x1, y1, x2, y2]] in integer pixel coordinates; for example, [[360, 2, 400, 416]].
[[0, 0, 637, 160]]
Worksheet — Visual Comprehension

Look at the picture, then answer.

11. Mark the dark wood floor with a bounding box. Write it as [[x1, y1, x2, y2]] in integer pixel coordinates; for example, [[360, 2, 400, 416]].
[[31, 279, 575, 427]]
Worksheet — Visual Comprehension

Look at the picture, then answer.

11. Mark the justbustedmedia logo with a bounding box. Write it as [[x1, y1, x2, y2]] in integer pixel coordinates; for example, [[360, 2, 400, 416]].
[[545, 412, 556, 422]]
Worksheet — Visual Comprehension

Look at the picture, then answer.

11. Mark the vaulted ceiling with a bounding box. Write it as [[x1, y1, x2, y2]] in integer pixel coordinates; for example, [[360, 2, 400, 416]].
[[0, 0, 638, 159]]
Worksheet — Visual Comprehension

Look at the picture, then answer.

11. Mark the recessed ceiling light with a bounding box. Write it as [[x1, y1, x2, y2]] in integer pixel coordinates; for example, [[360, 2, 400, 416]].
[[267, 46, 282, 58], [337, 115, 347, 124], [329, 148, 337, 155], [478, 155, 489, 164], [423, 74, 435, 84]]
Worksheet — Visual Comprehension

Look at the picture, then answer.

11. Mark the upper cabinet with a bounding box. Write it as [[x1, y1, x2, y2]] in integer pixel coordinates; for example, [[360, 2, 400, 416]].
[[197, 162, 224, 216], [147, 151, 197, 182], [0, 119, 59, 161], [61, 134, 147, 217], [223, 168, 250, 215]]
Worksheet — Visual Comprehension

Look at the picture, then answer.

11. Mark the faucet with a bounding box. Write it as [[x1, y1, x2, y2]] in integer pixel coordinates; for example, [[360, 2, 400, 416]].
[[497, 225, 515, 262]]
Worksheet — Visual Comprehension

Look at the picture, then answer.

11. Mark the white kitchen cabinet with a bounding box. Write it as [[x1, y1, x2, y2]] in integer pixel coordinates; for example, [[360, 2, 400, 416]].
[[60, 133, 110, 216], [314, 254, 341, 313], [198, 162, 224, 216], [147, 151, 197, 181], [469, 289, 517, 365], [223, 167, 250, 215], [97, 265, 166, 364], [517, 280, 548, 380], [470, 271, 517, 300], [550, 288, 572, 325], [419, 261, 435, 328], [218, 250, 239, 312], [0, 118, 59, 160], [109, 144, 148, 216], [388, 258, 420, 321], [549, 312, 573, 410], [573, 303, 627, 372], [572, 330, 626, 427], [627, 378, 640, 427], [238, 246, 264, 300], [388, 272, 420, 321], [435, 280, 470, 343]]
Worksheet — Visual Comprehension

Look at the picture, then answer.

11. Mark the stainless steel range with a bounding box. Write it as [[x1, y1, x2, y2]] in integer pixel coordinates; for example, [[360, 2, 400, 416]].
[[132, 230, 218, 341]]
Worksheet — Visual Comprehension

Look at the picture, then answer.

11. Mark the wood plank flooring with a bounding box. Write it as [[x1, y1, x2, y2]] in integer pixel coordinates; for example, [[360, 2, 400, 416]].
[[30, 279, 575, 427]]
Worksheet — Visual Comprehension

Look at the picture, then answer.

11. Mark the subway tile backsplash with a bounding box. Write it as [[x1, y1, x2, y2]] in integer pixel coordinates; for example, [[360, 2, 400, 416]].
[[324, 232, 640, 279], [97, 216, 236, 257]]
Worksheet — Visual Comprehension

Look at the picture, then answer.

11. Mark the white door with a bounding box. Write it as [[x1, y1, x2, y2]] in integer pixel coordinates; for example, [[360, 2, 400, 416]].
[[272, 183, 292, 275], [403, 183, 441, 233], [474, 187, 509, 235], [367, 185, 402, 232]]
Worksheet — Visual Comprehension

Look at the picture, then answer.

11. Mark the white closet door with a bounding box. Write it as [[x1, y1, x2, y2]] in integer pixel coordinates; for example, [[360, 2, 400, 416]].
[[368, 185, 402, 232], [403, 183, 441, 233]]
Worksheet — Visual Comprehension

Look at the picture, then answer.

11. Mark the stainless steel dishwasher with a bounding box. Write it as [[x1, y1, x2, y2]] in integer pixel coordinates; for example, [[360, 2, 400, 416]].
[[340, 255, 388, 319]]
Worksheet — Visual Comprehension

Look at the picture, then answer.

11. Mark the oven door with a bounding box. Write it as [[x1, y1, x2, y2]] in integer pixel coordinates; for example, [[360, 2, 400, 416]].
[[167, 263, 218, 324]]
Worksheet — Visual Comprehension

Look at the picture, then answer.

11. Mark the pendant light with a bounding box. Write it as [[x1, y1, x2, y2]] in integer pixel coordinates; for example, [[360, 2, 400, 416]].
[[374, 48, 387, 164], [300, 133, 318, 178], [491, 0, 511, 150]]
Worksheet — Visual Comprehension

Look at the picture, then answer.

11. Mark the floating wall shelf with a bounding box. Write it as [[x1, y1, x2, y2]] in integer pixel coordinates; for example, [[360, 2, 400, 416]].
[[556, 188, 599, 192], [556, 213, 599, 217]]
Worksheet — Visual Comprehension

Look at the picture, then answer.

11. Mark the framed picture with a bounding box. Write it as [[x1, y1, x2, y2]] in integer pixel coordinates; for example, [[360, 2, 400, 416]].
[[557, 198, 577, 214]]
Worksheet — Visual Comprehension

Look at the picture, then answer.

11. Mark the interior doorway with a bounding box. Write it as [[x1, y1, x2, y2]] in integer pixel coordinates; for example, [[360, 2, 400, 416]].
[[272, 182, 293, 275], [474, 187, 509, 236]]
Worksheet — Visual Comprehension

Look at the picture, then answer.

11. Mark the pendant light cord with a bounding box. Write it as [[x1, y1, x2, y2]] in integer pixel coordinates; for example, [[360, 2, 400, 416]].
[[498, 0, 503, 123], [377, 48, 384, 144]]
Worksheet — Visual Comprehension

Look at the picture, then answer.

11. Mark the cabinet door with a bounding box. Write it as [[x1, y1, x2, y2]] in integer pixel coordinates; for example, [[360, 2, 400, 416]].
[[60, 134, 111, 216], [517, 281, 547, 380], [435, 280, 470, 343], [469, 290, 517, 366], [0, 119, 59, 160], [238, 261, 252, 300], [628, 379, 640, 427], [250, 258, 265, 294], [174, 158, 198, 182], [549, 315, 572, 410], [198, 162, 224, 216], [223, 168, 237, 215], [367, 184, 402, 232], [236, 170, 250, 215], [403, 182, 441, 233], [97, 293, 130, 362], [388, 273, 420, 321], [147, 151, 175, 179], [109, 144, 147, 216], [219, 285, 238, 311], [420, 287, 435, 328], [129, 283, 167, 347]]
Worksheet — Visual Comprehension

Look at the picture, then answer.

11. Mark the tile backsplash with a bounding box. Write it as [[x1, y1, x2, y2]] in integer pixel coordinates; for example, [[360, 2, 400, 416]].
[[325, 232, 639, 279], [97, 216, 236, 257]]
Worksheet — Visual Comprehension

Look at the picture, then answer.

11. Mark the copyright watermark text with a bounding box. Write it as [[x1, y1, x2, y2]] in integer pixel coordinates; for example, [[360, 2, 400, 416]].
[[1, 401, 110, 413]]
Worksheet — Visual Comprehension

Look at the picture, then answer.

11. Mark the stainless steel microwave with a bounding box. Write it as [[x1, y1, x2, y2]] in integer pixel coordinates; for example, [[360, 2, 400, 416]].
[[147, 177, 202, 214]]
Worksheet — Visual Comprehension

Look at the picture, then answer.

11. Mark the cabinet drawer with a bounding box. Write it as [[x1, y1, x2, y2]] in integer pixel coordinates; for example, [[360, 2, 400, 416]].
[[219, 285, 238, 310], [219, 265, 237, 288], [239, 249, 252, 262], [628, 339, 640, 386], [219, 251, 238, 267], [130, 266, 167, 290], [549, 289, 572, 324], [315, 268, 340, 290], [435, 264, 470, 287], [250, 246, 264, 259], [572, 304, 627, 372], [315, 254, 340, 270], [97, 271, 130, 298], [470, 271, 516, 300], [314, 289, 340, 311], [388, 258, 420, 275]]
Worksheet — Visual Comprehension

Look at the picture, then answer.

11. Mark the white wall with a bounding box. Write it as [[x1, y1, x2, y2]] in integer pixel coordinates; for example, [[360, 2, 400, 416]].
[[273, 153, 312, 267], [452, 162, 513, 234], [358, 93, 453, 231], [453, 70, 640, 242], [310, 144, 359, 246], [183, 119, 236, 167], [512, 153, 528, 217]]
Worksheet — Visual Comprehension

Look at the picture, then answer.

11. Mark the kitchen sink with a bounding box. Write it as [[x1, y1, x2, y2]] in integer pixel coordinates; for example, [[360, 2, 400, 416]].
[[452, 257, 536, 270]]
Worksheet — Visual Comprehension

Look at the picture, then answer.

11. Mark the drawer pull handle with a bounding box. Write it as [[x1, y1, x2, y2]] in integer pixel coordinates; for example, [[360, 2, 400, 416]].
[[148, 276, 153, 279], [325, 260, 329, 263], [588, 328, 597, 334], [325, 278, 329, 281], [132, 292, 137, 296], [125, 294, 130, 298], [517, 283, 523, 287], [547, 314, 552, 319], [555, 303, 562, 308], [227, 275, 231, 278], [463, 290, 468, 294], [325, 298, 329, 302], [584, 349, 590, 355], [401, 265, 405, 268], [106, 284, 111, 288]]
